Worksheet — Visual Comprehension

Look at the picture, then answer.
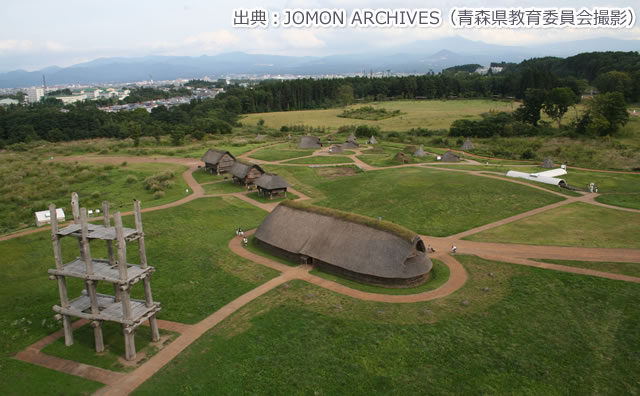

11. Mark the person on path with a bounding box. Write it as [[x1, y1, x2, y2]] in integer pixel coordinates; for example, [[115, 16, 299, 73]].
[[243, 237, 248, 246], [452, 245, 457, 254]]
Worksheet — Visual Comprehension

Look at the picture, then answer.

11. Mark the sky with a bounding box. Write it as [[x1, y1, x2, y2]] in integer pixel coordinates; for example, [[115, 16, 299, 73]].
[[0, 0, 638, 71]]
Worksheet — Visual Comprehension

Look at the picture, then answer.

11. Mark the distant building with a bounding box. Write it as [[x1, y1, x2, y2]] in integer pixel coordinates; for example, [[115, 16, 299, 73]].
[[57, 94, 87, 104], [26, 88, 44, 103], [84, 89, 102, 99], [0, 98, 19, 106]]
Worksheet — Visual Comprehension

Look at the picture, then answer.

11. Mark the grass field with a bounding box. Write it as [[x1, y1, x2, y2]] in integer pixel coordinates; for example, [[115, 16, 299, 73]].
[[191, 168, 225, 184], [536, 259, 640, 278], [133, 255, 640, 395], [266, 167, 563, 237], [0, 196, 280, 394], [202, 180, 247, 194], [41, 322, 178, 372], [0, 159, 190, 235], [246, 191, 299, 203], [242, 99, 515, 131], [248, 144, 315, 161], [310, 259, 450, 295], [466, 202, 640, 248], [282, 155, 354, 165], [596, 193, 640, 210]]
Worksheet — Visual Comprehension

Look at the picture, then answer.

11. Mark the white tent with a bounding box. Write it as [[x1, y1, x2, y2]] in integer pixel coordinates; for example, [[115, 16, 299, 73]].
[[35, 208, 66, 227], [506, 168, 567, 187]]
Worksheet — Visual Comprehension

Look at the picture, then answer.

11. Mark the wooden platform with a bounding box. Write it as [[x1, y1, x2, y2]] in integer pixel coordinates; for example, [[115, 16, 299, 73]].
[[53, 292, 161, 328], [48, 258, 153, 285], [57, 223, 139, 241]]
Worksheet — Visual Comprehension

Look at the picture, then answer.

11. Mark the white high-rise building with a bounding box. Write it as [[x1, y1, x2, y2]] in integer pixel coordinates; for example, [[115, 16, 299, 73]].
[[26, 88, 44, 103]]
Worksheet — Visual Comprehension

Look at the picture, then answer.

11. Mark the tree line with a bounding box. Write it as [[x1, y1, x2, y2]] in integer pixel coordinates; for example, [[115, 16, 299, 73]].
[[0, 51, 637, 147]]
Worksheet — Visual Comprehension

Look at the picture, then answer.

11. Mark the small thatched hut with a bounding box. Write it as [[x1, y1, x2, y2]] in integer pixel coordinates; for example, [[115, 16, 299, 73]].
[[393, 152, 409, 164], [231, 162, 265, 186], [255, 134, 266, 141], [414, 144, 426, 157], [299, 136, 322, 149], [461, 138, 474, 151], [367, 136, 378, 144], [542, 157, 554, 168], [347, 133, 357, 141], [201, 149, 236, 174], [329, 145, 344, 154], [343, 139, 360, 149], [255, 201, 433, 286], [254, 174, 290, 199], [441, 151, 460, 162]]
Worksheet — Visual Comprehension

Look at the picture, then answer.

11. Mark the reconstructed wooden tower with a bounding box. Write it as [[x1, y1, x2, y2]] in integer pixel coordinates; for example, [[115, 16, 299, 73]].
[[48, 193, 161, 360]]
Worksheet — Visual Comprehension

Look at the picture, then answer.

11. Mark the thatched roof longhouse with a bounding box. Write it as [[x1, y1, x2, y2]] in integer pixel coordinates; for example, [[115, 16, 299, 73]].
[[299, 136, 322, 149], [255, 201, 432, 285]]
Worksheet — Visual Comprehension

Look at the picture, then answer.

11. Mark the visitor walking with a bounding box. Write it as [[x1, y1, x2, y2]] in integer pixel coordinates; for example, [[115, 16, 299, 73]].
[[243, 237, 248, 246], [451, 245, 457, 254]]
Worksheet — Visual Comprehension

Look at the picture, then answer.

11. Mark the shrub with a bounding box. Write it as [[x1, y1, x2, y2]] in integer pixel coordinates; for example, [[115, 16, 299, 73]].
[[153, 191, 165, 199], [126, 175, 138, 184], [91, 191, 100, 199]]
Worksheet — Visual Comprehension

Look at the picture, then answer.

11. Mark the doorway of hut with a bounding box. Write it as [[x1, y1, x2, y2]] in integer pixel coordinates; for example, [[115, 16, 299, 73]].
[[300, 255, 313, 265]]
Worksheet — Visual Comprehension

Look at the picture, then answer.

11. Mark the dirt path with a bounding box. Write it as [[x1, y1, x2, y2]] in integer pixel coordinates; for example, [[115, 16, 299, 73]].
[[6, 148, 640, 395]]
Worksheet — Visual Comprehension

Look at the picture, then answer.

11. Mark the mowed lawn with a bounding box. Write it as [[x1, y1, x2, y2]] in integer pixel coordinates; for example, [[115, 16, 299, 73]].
[[242, 99, 515, 130], [133, 255, 640, 395], [466, 202, 640, 249], [0, 197, 278, 394], [272, 167, 564, 237]]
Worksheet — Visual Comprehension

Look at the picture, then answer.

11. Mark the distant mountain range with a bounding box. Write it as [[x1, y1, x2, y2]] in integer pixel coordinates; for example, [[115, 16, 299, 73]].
[[1, 36, 638, 89]]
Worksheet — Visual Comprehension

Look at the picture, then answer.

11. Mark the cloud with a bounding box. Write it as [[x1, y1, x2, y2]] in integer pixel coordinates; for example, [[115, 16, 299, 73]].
[[184, 30, 239, 48], [0, 39, 34, 53], [45, 40, 65, 52], [280, 29, 325, 48]]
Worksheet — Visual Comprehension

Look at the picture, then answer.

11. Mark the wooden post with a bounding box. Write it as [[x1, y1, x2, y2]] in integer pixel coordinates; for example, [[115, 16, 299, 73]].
[[80, 208, 93, 275], [113, 212, 128, 281], [149, 314, 160, 342], [133, 200, 147, 269], [91, 320, 104, 353], [50, 204, 73, 346], [103, 201, 120, 302], [124, 328, 136, 361], [134, 200, 159, 341], [71, 192, 85, 262]]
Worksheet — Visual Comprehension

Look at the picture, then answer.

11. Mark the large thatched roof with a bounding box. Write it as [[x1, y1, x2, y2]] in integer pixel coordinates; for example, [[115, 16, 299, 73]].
[[299, 136, 322, 149], [542, 157, 554, 168], [441, 151, 460, 162], [414, 144, 426, 157], [254, 174, 290, 190], [255, 202, 432, 281], [201, 149, 235, 165], [461, 138, 474, 151], [231, 161, 264, 179]]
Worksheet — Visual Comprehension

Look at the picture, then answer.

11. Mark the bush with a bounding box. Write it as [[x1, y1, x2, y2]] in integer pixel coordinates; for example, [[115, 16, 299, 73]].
[[121, 161, 127, 167], [91, 191, 100, 199], [153, 191, 165, 199], [126, 175, 138, 184], [355, 125, 381, 138]]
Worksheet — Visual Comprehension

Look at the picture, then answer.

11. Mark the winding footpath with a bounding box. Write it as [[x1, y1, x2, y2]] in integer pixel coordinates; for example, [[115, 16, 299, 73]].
[[7, 144, 640, 395]]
